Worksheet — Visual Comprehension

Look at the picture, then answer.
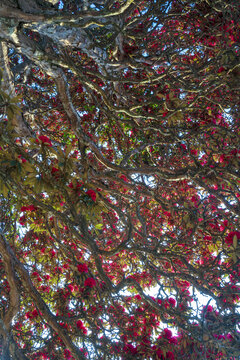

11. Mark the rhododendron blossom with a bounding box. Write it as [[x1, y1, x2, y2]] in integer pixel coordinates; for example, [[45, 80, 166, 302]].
[[21, 205, 38, 212], [84, 277, 96, 288], [38, 135, 52, 146], [86, 189, 97, 202], [77, 263, 89, 273]]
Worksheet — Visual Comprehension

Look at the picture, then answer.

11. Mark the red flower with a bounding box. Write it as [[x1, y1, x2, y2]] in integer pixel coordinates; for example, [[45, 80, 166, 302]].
[[50, 249, 56, 257], [76, 84, 83, 93], [123, 344, 137, 355], [166, 351, 175, 360], [64, 349, 72, 360], [40, 285, 50, 293], [21, 205, 38, 212], [68, 284, 74, 292], [19, 215, 26, 225], [76, 320, 84, 329], [180, 143, 187, 151], [77, 263, 88, 273], [86, 189, 97, 202], [76, 320, 88, 334], [225, 231, 240, 246], [156, 348, 163, 359], [163, 328, 172, 339], [68, 181, 83, 189], [18, 155, 27, 163], [120, 174, 128, 182], [217, 66, 225, 73], [169, 336, 177, 344], [206, 305, 213, 312], [169, 297, 176, 307], [38, 135, 52, 146], [51, 167, 59, 175], [32, 309, 39, 317], [84, 277, 96, 288]]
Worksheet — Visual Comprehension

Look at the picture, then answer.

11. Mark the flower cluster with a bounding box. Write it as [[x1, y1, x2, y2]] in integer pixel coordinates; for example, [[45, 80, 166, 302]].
[[77, 263, 88, 273], [37, 135, 52, 146], [21, 205, 38, 212], [84, 277, 96, 288], [76, 320, 87, 334], [86, 189, 97, 202]]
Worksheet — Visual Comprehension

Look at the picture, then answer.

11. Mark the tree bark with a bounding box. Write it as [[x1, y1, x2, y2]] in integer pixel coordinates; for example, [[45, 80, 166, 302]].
[[0, 41, 32, 136]]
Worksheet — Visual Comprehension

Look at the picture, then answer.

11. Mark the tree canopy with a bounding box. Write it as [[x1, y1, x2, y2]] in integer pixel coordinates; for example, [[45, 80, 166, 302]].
[[0, 0, 239, 359]]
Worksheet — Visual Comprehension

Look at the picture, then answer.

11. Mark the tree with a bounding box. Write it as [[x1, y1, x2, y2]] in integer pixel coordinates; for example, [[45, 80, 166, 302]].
[[0, 0, 239, 358]]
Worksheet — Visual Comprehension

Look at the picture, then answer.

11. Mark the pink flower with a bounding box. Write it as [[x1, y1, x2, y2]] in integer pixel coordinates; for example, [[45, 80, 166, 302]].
[[77, 263, 88, 273], [84, 277, 96, 288], [226, 333, 233, 341], [86, 189, 97, 202]]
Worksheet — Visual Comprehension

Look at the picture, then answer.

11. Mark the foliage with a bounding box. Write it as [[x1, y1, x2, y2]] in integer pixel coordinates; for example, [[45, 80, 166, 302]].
[[0, 0, 239, 359]]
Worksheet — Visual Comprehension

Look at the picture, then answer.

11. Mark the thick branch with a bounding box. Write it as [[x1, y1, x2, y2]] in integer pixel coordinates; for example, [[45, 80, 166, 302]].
[[0, 41, 31, 136], [0, 233, 85, 360]]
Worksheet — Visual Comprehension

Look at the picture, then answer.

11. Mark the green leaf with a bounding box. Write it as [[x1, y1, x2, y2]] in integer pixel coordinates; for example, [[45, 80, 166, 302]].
[[233, 235, 238, 249]]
